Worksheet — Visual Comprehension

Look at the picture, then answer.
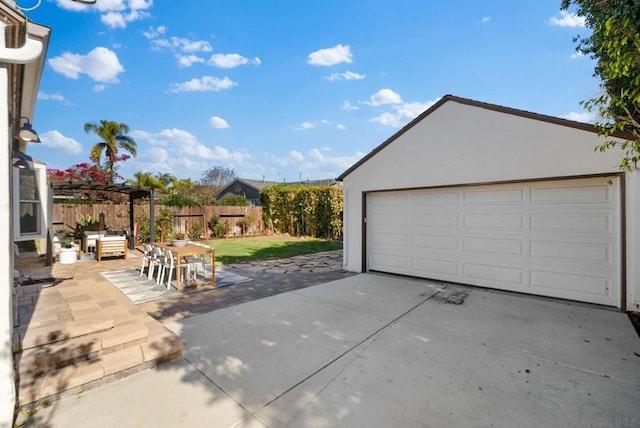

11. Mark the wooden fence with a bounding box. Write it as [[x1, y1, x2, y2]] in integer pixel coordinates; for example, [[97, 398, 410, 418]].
[[52, 204, 264, 240]]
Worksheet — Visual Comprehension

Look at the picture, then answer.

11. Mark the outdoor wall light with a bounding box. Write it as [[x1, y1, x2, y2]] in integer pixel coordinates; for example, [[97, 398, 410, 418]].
[[12, 150, 34, 169], [17, 116, 41, 143]]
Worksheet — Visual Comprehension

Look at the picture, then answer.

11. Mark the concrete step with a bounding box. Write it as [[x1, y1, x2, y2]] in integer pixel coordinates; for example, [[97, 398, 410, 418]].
[[15, 321, 184, 407], [12, 265, 185, 409]]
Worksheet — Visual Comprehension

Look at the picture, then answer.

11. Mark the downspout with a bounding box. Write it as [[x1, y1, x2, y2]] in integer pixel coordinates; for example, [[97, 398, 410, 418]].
[[0, 19, 45, 426], [0, 21, 44, 64]]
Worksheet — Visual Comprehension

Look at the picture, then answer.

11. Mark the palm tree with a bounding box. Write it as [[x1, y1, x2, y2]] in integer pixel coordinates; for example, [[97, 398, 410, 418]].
[[129, 171, 160, 190], [84, 120, 137, 182]]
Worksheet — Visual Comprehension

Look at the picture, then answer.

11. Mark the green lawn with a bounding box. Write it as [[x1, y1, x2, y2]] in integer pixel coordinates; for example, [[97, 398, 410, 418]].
[[204, 236, 342, 265]]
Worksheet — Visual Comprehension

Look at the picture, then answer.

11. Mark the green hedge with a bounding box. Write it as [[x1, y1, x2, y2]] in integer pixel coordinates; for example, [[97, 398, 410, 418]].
[[260, 185, 343, 239]]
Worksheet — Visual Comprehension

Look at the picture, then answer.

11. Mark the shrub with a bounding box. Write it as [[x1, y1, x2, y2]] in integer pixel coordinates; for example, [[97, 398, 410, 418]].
[[219, 194, 249, 206], [207, 215, 226, 238], [260, 185, 342, 239], [188, 222, 204, 240]]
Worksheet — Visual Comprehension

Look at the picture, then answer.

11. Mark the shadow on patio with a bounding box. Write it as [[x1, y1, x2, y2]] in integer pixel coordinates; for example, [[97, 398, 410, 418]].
[[12, 248, 184, 422]]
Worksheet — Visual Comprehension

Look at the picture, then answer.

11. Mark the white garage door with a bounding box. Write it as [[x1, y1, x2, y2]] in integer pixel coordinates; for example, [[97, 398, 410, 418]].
[[366, 177, 621, 307]]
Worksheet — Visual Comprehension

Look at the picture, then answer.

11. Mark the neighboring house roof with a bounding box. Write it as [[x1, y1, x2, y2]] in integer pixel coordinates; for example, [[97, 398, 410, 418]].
[[215, 178, 279, 200], [337, 94, 631, 181], [216, 177, 340, 199]]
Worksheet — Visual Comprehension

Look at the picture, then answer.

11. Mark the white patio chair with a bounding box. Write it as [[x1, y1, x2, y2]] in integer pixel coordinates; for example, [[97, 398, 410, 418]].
[[183, 243, 213, 284], [139, 244, 153, 277], [147, 246, 164, 283], [162, 249, 189, 290]]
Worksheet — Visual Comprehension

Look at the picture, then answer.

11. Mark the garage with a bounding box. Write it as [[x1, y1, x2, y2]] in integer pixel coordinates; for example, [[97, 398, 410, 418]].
[[339, 95, 640, 311], [366, 177, 621, 306]]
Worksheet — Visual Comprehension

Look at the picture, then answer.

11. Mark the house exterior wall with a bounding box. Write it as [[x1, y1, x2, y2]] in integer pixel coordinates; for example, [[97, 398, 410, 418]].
[[218, 182, 261, 205], [341, 100, 640, 311], [0, 5, 50, 424]]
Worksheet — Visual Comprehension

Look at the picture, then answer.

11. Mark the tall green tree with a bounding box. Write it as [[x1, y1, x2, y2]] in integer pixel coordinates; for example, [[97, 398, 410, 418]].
[[129, 171, 161, 190], [84, 120, 138, 181], [561, 0, 640, 169]]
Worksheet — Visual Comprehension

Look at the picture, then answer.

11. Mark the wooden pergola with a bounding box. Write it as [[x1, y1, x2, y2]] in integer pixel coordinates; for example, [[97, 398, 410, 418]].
[[47, 181, 159, 265]]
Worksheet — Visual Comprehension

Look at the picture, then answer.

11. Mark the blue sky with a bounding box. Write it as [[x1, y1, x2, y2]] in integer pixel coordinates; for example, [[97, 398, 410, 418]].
[[26, 0, 595, 183]]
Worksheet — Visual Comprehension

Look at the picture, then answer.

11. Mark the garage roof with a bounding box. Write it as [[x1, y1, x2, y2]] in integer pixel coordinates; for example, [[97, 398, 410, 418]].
[[337, 94, 628, 181]]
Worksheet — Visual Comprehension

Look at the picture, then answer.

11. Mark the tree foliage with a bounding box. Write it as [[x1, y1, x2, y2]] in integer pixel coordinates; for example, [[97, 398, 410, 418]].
[[218, 194, 249, 206], [261, 185, 343, 239], [199, 166, 236, 189], [561, 0, 640, 169], [84, 120, 138, 180], [47, 156, 131, 203]]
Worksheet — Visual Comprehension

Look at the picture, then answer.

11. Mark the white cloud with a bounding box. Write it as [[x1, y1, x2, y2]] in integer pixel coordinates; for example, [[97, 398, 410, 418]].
[[307, 44, 352, 66], [562, 111, 597, 123], [548, 11, 586, 28], [56, 0, 97, 11], [362, 88, 402, 106], [336, 124, 347, 130], [48, 47, 124, 83], [481, 16, 490, 23], [289, 150, 304, 162], [124, 129, 249, 178], [177, 54, 205, 67], [262, 147, 364, 180], [209, 116, 230, 129], [40, 130, 83, 154], [37, 91, 72, 105], [93, 84, 107, 92], [342, 101, 358, 111], [571, 51, 585, 59], [324, 71, 366, 81], [101, 12, 127, 28], [169, 76, 237, 93], [208, 53, 261, 68], [151, 36, 212, 53], [295, 121, 316, 130], [57, 0, 152, 28], [143, 25, 166, 39], [293, 119, 332, 131], [371, 99, 439, 128]]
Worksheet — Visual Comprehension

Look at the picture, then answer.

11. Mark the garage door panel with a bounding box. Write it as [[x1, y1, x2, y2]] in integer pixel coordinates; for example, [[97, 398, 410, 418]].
[[530, 240, 611, 264], [463, 237, 523, 255], [530, 270, 611, 298], [369, 232, 409, 247], [369, 252, 409, 271], [412, 191, 459, 206], [463, 188, 525, 205], [531, 184, 611, 204], [463, 263, 524, 285], [414, 235, 459, 250], [367, 176, 621, 307], [463, 213, 524, 230], [413, 213, 459, 228], [531, 213, 612, 234], [412, 258, 460, 277]]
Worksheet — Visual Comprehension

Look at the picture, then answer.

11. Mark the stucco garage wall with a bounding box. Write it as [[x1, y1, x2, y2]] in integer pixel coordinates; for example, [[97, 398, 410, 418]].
[[341, 98, 640, 311]]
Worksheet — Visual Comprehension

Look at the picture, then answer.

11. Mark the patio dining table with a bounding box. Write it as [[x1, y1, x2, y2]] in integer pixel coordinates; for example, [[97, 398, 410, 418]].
[[154, 242, 215, 291]]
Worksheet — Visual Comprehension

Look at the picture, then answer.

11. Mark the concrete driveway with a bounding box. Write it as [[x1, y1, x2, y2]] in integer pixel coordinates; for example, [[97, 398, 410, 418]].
[[19, 274, 640, 427]]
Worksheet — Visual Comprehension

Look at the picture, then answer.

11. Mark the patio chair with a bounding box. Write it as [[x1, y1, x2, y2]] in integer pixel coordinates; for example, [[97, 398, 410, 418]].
[[139, 244, 153, 277], [161, 249, 189, 290], [183, 242, 213, 284], [147, 246, 164, 282]]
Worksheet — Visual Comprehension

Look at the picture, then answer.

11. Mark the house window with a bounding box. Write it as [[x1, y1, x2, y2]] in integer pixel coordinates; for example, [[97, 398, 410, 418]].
[[13, 162, 47, 241], [234, 184, 242, 194]]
